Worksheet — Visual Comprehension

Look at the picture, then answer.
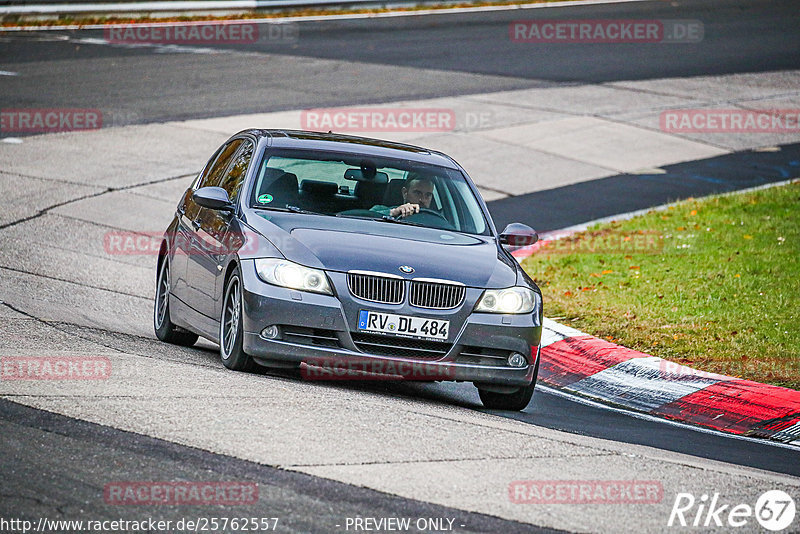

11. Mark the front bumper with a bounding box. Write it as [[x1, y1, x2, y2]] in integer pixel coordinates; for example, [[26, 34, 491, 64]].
[[239, 260, 541, 387]]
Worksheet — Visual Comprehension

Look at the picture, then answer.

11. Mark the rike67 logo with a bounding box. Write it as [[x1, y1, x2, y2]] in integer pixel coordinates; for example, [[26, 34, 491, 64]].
[[668, 490, 796, 531]]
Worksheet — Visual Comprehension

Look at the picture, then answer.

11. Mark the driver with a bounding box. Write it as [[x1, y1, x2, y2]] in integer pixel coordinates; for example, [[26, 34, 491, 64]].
[[371, 174, 434, 218]]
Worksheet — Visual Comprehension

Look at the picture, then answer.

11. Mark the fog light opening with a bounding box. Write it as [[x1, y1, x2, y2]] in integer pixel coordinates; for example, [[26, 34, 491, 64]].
[[261, 325, 281, 340], [508, 352, 527, 368]]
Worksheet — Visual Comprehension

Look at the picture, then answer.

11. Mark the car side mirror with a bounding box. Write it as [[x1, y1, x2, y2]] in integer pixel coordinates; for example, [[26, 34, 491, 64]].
[[193, 186, 234, 212], [499, 223, 538, 247]]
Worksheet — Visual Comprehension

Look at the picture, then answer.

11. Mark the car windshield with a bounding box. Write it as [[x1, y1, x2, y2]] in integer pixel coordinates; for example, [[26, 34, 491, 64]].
[[249, 149, 490, 235]]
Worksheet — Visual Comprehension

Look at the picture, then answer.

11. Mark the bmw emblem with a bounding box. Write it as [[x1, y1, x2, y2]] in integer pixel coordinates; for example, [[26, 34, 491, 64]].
[[399, 265, 414, 274]]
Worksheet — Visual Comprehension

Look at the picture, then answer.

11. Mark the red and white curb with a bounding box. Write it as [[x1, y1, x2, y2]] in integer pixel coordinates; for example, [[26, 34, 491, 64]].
[[538, 319, 800, 443], [517, 180, 800, 444]]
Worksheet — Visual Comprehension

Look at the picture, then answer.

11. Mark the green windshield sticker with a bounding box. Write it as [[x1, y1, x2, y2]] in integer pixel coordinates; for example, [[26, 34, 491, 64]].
[[257, 193, 273, 204]]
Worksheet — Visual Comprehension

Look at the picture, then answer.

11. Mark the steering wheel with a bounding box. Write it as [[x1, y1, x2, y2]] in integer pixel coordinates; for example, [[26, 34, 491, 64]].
[[416, 207, 448, 220], [406, 208, 455, 230]]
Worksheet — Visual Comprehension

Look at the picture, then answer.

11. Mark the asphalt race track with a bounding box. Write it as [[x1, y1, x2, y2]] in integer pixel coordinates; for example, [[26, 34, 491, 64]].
[[2, 0, 800, 532], [1, 0, 799, 124], [488, 142, 800, 232], [0, 400, 547, 534]]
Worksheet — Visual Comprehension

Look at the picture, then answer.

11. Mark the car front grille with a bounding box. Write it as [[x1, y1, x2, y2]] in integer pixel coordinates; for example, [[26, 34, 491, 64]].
[[351, 333, 451, 359], [347, 272, 465, 309], [410, 280, 465, 309], [347, 272, 404, 304]]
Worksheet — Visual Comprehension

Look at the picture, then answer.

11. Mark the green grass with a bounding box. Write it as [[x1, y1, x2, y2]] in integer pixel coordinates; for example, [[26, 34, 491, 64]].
[[523, 181, 800, 390]]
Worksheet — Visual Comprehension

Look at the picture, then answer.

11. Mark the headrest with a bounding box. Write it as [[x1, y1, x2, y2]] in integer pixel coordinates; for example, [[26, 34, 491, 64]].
[[300, 180, 338, 196], [355, 180, 386, 206], [382, 178, 406, 206]]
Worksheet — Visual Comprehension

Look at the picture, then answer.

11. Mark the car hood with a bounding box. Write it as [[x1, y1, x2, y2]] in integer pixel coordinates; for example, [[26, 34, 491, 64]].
[[246, 211, 518, 288]]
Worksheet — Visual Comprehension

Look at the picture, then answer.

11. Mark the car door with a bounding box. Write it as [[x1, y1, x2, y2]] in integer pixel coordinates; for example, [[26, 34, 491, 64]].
[[186, 138, 254, 321], [170, 144, 224, 306], [181, 138, 244, 317]]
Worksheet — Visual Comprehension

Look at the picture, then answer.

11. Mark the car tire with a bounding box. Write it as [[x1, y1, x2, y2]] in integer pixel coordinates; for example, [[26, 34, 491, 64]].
[[219, 269, 256, 372], [477, 354, 539, 411], [154, 257, 199, 347]]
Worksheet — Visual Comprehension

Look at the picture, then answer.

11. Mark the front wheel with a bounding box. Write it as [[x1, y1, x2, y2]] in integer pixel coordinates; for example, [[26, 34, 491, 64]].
[[477, 355, 539, 411], [219, 271, 256, 372], [154, 258, 198, 346]]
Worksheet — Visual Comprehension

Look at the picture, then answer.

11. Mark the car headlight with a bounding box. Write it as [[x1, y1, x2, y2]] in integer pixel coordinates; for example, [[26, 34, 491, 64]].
[[475, 287, 536, 314], [254, 258, 332, 295]]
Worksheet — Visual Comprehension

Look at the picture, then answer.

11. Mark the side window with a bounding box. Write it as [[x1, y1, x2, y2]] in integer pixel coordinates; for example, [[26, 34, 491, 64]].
[[192, 145, 223, 190], [219, 140, 254, 203], [200, 139, 244, 189]]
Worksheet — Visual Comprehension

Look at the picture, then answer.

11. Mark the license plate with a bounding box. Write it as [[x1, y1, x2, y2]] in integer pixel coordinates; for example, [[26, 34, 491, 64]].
[[358, 310, 449, 341]]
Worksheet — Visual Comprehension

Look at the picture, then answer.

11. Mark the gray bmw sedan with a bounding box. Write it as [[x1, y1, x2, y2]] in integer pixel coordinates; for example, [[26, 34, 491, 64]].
[[154, 129, 542, 410]]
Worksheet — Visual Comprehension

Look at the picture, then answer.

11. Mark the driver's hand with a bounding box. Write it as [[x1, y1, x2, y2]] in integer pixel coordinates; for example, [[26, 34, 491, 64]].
[[390, 203, 420, 218]]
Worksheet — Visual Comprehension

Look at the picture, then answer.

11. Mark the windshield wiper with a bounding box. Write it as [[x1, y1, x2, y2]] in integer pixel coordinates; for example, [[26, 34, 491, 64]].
[[374, 215, 425, 227], [333, 212, 425, 227], [253, 205, 320, 215], [286, 205, 319, 214]]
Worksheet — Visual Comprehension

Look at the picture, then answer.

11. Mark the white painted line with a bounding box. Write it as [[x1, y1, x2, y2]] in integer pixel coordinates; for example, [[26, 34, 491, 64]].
[[629, 166, 666, 175], [0, 0, 650, 31], [538, 384, 800, 451], [0, 71, 19, 76], [72, 36, 224, 54]]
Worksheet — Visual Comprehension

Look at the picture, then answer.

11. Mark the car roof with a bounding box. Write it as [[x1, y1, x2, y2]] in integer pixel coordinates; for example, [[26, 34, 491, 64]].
[[234, 129, 460, 169]]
